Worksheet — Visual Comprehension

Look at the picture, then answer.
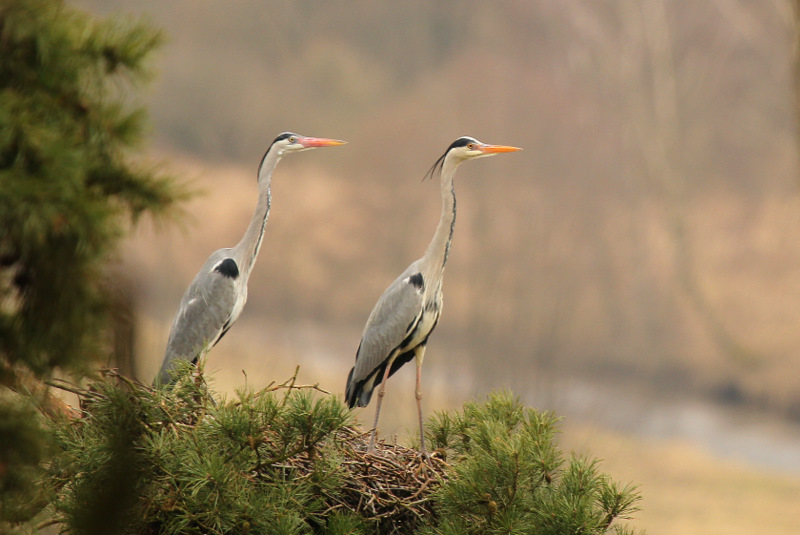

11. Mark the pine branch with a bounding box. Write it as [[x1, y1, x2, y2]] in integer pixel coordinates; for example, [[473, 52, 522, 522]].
[[39, 372, 643, 535]]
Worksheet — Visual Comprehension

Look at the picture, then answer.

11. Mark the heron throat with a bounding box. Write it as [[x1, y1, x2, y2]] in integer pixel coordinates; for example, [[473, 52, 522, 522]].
[[236, 150, 278, 274], [423, 160, 457, 280]]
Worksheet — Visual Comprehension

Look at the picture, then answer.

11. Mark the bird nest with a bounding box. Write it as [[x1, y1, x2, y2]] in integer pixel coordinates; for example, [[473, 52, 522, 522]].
[[280, 426, 448, 532]]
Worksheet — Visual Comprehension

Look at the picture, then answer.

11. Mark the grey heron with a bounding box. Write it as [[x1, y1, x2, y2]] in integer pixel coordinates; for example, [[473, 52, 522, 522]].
[[155, 132, 346, 386], [345, 136, 521, 454]]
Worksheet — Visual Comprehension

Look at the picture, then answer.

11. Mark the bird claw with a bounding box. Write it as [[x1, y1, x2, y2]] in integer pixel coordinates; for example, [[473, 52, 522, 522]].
[[413, 452, 434, 477], [418, 448, 433, 466]]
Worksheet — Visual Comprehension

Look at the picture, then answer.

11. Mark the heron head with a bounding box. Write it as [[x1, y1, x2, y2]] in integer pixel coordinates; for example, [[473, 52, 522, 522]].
[[425, 136, 522, 180], [449, 136, 522, 161], [271, 132, 347, 156]]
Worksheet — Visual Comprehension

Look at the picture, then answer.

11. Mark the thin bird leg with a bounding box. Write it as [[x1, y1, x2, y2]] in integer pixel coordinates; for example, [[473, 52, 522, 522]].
[[415, 347, 430, 459], [368, 358, 395, 453]]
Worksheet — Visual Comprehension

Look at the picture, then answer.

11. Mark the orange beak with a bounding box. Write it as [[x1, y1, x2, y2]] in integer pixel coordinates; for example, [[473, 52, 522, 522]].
[[477, 143, 522, 154], [298, 137, 347, 148]]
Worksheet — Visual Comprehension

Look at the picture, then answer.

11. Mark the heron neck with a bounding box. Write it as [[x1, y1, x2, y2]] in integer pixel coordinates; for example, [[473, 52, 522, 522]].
[[423, 158, 457, 279], [236, 149, 279, 274]]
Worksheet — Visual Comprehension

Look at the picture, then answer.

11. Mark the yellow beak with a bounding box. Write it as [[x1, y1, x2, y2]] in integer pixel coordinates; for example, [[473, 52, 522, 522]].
[[477, 143, 522, 154]]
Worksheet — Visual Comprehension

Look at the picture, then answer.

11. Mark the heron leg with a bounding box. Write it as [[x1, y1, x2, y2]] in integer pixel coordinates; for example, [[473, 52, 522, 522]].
[[368, 358, 395, 453], [415, 346, 430, 459]]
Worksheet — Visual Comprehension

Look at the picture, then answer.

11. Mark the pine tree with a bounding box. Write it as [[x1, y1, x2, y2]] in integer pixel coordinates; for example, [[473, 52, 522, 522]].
[[0, 1, 183, 529], [42, 368, 643, 535], [0, 0, 179, 381]]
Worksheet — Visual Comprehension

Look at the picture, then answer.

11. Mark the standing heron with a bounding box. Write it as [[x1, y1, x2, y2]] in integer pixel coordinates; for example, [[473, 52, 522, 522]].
[[155, 132, 346, 386], [345, 136, 521, 454]]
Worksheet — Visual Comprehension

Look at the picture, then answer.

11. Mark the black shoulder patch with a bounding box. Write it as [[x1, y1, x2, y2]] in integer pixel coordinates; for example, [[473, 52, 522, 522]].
[[214, 258, 239, 279], [408, 272, 424, 290]]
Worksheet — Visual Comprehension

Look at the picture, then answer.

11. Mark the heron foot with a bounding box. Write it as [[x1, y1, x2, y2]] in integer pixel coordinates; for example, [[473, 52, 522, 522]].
[[418, 447, 433, 466], [366, 428, 379, 455]]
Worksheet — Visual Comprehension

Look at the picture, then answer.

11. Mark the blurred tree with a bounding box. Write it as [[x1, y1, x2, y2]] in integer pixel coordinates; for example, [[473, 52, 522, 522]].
[[0, 0, 179, 383], [0, 0, 183, 528]]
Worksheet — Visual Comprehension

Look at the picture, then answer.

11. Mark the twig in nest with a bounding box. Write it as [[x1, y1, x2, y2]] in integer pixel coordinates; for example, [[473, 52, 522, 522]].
[[265, 365, 331, 396], [45, 378, 100, 400]]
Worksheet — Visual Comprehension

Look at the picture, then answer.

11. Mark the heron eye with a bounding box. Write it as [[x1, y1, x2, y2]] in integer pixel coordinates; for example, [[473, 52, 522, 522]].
[[467, 143, 475, 150], [289, 136, 297, 144]]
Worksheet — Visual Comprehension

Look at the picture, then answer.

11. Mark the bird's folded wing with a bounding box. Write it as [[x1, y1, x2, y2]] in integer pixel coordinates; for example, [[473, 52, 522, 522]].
[[352, 269, 425, 383], [159, 264, 239, 380]]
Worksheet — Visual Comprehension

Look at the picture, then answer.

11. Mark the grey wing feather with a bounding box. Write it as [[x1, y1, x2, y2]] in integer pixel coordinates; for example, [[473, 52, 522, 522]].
[[350, 263, 425, 386], [155, 252, 241, 385]]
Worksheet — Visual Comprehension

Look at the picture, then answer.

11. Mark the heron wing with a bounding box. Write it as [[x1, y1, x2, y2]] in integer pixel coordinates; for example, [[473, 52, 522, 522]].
[[155, 252, 242, 385], [350, 263, 425, 389]]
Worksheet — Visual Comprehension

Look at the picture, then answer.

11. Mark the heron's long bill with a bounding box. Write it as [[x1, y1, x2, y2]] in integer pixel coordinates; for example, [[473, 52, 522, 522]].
[[477, 143, 522, 153], [298, 137, 347, 148]]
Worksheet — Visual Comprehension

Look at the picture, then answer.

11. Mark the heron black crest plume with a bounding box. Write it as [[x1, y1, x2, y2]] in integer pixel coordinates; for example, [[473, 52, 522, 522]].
[[256, 132, 297, 179], [423, 153, 446, 182], [272, 132, 294, 143], [423, 137, 474, 182]]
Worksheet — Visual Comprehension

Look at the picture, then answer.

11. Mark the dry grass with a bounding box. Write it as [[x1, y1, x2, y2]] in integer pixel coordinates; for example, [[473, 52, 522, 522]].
[[563, 422, 800, 535]]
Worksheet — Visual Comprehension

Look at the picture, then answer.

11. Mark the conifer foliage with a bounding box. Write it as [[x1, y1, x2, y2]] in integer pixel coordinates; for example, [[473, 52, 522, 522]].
[[0, 0, 179, 382], [424, 395, 642, 535], [44, 368, 642, 535], [0, 1, 183, 529]]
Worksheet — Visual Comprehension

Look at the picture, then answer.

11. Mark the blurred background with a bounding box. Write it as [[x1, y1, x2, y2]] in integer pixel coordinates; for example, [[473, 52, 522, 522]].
[[76, 1, 800, 533]]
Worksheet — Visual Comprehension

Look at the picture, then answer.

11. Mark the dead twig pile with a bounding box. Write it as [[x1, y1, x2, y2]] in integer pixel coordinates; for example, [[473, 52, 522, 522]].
[[275, 425, 448, 532]]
